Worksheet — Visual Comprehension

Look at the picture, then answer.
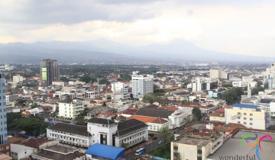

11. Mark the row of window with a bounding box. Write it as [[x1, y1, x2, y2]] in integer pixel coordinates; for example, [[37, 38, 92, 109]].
[[237, 117, 253, 121], [48, 133, 88, 144], [120, 130, 146, 144], [238, 121, 253, 126], [238, 112, 253, 116]]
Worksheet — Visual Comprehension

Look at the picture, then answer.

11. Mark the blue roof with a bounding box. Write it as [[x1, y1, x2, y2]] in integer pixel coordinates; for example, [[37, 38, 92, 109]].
[[86, 144, 125, 160], [233, 103, 257, 109]]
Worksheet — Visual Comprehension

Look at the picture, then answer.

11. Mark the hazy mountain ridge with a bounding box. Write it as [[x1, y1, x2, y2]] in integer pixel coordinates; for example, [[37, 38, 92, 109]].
[[0, 41, 274, 64]]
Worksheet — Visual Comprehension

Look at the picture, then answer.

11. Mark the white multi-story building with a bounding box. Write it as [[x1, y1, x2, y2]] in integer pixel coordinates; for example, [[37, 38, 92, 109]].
[[47, 123, 92, 148], [190, 77, 218, 93], [12, 75, 25, 88], [0, 73, 7, 144], [58, 99, 85, 119], [85, 91, 98, 99], [111, 82, 130, 100], [192, 78, 202, 92], [264, 62, 275, 89], [88, 118, 148, 148], [131, 72, 154, 99], [47, 118, 148, 149], [209, 69, 228, 80], [270, 102, 275, 118], [171, 132, 224, 160], [225, 103, 270, 130]]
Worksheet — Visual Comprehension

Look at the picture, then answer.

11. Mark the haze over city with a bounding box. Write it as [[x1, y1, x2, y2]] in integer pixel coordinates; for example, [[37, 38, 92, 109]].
[[1, 1, 275, 160], [0, 0, 275, 64]]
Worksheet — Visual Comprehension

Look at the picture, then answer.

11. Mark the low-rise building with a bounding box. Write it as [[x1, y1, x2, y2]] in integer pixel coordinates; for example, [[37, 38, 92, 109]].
[[130, 115, 169, 132], [10, 138, 51, 160], [171, 130, 224, 160], [47, 118, 148, 149], [225, 103, 270, 130], [31, 143, 85, 160], [47, 123, 92, 148]]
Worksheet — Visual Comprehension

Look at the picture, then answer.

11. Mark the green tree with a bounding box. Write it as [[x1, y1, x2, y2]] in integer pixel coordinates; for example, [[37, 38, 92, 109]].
[[118, 74, 131, 81], [74, 108, 89, 125], [192, 107, 202, 121], [79, 75, 92, 83], [150, 127, 174, 159], [222, 87, 244, 105], [159, 127, 174, 144], [252, 86, 264, 95], [143, 93, 161, 104], [7, 113, 48, 136]]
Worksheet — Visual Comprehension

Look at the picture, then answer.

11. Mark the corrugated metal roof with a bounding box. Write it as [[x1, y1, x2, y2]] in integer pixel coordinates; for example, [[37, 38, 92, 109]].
[[86, 144, 125, 160]]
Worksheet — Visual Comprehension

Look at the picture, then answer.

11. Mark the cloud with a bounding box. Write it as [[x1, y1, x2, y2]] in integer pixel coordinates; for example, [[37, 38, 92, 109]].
[[0, 0, 275, 57], [0, 0, 157, 24]]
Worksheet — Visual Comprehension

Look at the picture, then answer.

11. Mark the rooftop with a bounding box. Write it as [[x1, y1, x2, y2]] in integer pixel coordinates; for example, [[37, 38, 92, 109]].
[[117, 119, 147, 136], [232, 103, 257, 109], [86, 144, 125, 160], [21, 138, 49, 149], [176, 136, 210, 147], [89, 118, 115, 125], [45, 144, 76, 154], [48, 123, 89, 136], [136, 106, 174, 118], [130, 115, 167, 124], [33, 144, 84, 160]]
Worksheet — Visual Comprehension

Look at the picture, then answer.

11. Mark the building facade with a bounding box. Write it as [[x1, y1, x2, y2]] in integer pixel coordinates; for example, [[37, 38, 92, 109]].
[[209, 69, 228, 80], [171, 133, 223, 160], [40, 59, 59, 86], [131, 72, 154, 99], [0, 73, 7, 144], [47, 118, 148, 149], [58, 99, 84, 119], [225, 104, 270, 130], [111, 82, 130, 101], [47, 123, 92, 148]]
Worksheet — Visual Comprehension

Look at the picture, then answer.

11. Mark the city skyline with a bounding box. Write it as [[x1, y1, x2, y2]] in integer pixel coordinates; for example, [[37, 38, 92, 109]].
[[0, 0, 275, 60]]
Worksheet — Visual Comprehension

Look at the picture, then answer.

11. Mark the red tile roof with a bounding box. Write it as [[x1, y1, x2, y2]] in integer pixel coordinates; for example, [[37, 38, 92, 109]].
[[130, 115, 167, 124]]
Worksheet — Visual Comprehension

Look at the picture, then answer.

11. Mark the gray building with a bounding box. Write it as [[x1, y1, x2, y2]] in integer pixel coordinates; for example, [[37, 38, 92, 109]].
[[40, 59, 59, 86], [0, 73, 7, 144]]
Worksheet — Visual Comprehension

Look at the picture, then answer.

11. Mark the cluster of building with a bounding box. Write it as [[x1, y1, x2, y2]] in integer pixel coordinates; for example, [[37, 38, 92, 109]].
[[0, 61, 275, 160]]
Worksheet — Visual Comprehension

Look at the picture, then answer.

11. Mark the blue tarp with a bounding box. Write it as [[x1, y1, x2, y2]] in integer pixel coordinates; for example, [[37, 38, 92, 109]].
[[86, 144, 125, 160]]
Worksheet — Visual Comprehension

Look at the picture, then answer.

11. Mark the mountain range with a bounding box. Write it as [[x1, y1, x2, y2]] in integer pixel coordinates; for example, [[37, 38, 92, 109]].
[[0, 40, 274, 64]]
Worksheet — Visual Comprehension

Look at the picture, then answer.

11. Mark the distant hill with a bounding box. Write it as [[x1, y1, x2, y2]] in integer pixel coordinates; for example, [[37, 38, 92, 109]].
[[0, 41, 274, 64]]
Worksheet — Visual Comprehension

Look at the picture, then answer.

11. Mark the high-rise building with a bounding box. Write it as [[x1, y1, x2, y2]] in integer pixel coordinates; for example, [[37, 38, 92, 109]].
[[40, 59, 59, 86], [264, 62, 275, 89], [209, 69, 228, 80], [131, 71, 153, 99], [0, 73, 7, 144]]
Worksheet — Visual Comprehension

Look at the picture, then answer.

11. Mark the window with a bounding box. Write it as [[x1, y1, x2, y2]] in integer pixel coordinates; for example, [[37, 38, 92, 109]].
[[173, 145, 178, 151]]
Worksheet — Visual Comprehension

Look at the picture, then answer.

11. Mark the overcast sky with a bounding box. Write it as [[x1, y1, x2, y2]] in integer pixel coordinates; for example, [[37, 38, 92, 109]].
[[0, 0, 275, 57]]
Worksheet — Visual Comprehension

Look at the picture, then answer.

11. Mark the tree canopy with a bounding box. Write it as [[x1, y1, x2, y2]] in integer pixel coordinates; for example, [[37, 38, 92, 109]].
[[222, 87, 243, 105], [192, 107, 202, 121], [7, 113, 48, 136]]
